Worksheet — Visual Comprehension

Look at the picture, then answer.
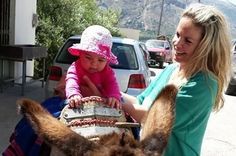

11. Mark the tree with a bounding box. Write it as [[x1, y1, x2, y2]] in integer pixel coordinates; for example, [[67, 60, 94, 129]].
[[35, 0, 121, 78]]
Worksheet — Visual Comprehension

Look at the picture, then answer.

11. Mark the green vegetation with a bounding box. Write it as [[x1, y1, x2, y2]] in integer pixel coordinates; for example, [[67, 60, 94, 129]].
[[35, 0, 121, 79]]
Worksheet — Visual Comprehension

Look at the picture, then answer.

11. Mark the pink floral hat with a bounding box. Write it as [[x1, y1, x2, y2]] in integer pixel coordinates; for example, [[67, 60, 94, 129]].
[[68, 25, 118, 64]]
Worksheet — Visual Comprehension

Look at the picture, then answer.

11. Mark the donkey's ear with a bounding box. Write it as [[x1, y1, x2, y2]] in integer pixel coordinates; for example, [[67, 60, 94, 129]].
[[17, 98, 99, 156], [141, 84, 178, 155], [17, 98, 43, 115]]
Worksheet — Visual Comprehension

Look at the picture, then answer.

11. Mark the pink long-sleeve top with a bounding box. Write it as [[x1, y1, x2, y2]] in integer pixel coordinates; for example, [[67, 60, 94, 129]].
[[65, 59, 121, 101]]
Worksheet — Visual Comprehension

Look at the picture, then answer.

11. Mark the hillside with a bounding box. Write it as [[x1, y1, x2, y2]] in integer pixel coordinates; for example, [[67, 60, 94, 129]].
[[97, 0, 236, 40]]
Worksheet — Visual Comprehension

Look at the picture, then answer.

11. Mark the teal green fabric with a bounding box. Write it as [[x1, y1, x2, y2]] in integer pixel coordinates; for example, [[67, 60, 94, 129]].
[[137, 64, 218, 156]]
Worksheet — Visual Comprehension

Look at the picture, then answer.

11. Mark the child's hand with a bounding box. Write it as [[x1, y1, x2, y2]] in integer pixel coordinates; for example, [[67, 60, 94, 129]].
[[69, 95, 82, 108], [107, 97, 121, 109]]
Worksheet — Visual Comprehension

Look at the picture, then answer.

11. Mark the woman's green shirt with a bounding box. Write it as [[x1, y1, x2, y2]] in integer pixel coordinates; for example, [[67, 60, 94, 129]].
[[137, 64, 218, 156]]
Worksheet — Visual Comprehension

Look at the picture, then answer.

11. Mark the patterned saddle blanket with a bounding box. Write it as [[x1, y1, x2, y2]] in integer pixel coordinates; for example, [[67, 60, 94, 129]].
[[59, 96, 139, 140]]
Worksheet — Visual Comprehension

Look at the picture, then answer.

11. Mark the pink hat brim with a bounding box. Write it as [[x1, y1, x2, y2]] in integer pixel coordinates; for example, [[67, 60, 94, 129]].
[[68, 44, 118, 65]]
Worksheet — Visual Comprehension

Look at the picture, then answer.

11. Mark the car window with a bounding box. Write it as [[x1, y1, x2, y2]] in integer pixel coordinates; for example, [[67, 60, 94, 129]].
[[164, 42, 171, 49], [56, 39, 79, 64], [111, 43, 138, 70], [139, 42, 148, 51], [55, 38, 138, 70], [138, 45, 149, 67]]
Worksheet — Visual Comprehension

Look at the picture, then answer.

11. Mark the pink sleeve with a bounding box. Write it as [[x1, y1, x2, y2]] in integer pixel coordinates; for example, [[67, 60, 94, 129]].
[[102, 67, 121, 101], [65, 61, 82, 98]]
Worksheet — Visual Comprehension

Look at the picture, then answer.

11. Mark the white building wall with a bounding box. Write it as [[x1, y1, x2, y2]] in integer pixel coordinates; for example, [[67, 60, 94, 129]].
[[14, 0, 37, 80]]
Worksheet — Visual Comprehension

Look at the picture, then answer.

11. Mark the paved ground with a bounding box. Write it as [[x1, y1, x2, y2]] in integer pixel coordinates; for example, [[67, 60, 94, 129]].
[[0, 81, 236, 155], [201, 94, 236, 156], [0, 81, 46, 153]]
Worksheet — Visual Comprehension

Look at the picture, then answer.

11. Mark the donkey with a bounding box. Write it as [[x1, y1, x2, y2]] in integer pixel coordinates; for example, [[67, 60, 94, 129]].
[[18, 84, 178, 156]]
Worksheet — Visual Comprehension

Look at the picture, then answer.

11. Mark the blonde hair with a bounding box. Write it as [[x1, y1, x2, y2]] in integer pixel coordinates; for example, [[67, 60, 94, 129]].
[[182, 4, 232, 111]]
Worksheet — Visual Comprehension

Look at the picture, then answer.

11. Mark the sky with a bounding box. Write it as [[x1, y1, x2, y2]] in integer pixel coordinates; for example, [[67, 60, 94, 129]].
[[227, 0, 236, 5]]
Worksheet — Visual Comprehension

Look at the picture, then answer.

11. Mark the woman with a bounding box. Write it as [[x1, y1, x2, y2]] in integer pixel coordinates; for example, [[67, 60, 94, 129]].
[[122, 3, 232, 156]]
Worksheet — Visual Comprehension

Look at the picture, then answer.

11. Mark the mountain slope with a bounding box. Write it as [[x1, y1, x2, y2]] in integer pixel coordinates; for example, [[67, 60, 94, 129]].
[[97, 0, 236, 39]]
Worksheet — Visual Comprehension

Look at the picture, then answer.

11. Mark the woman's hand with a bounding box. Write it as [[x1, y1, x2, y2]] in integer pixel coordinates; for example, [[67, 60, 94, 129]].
[[54, 74, 66, 98], [81, 76, 102, 97], [69, 76, 102, 108], [121, 92, 147, 123]]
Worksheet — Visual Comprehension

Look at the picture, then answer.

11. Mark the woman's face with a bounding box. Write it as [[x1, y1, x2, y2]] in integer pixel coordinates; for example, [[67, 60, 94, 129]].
[[172, 17, 203, 68], [79, 52, 107, 73]]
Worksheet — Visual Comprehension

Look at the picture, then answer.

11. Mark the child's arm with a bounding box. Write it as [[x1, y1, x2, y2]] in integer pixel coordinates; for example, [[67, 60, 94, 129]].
[[102, 67, 121, 109], [66, 62, 83, 107], [65, 62, 82, 98]]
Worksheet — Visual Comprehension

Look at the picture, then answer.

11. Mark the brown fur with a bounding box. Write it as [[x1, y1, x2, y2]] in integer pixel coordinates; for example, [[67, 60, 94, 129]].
[[140, 85, 177, 155], [17, 84, 178, 156]]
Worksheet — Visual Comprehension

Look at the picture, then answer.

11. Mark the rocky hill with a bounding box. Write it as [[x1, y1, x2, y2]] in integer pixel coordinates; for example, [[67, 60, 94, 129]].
[[97, 0, 236, 40]]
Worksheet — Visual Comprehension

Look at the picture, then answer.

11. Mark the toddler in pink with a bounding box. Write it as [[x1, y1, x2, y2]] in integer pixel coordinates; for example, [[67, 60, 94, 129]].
[[66, 25, 121, 109]]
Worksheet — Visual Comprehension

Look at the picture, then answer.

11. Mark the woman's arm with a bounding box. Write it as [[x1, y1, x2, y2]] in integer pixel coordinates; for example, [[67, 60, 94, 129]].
[[103, 67, 121, 100], [121, 92, 148, 123]]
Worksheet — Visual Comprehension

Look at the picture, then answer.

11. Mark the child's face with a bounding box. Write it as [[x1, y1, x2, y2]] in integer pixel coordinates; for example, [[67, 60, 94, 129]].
[[79, 52, 107, 73]]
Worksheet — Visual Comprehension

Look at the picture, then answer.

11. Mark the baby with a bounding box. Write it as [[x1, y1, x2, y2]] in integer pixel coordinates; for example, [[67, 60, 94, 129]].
[[66, 25, 121, 109]]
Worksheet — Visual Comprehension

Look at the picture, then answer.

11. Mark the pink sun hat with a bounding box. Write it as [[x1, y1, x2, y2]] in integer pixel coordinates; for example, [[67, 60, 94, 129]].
[[68, 25, 118, 64]]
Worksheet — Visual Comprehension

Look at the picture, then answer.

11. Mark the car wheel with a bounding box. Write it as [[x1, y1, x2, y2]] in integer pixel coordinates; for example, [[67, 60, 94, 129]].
[[159, 61, 164, 69]]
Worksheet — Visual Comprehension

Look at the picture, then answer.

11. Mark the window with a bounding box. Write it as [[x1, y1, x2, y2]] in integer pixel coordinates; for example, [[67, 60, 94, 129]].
[[0, 0, 12, 45], [110, 43, 138, 70], [56, 37, 138, 70], [56, 39, 79, 64]]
